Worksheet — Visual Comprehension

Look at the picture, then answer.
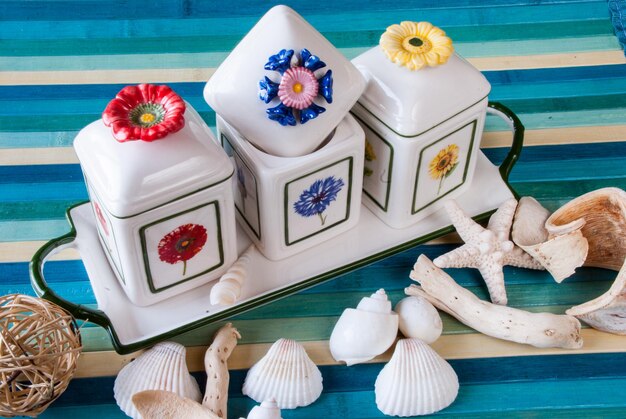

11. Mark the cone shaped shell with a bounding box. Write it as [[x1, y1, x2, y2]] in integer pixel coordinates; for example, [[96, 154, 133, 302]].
[[375, 338, 459, 417], [114, 342, 202, 419], [242, 339, 323, 409]]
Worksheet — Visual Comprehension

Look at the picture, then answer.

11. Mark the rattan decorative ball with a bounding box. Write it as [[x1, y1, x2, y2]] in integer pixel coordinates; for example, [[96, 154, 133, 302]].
[[0, 294, 82, 417]]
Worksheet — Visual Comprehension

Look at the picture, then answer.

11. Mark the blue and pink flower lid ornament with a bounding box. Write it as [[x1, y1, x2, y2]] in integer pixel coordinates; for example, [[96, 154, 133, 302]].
[[259, 48, 333, 126]]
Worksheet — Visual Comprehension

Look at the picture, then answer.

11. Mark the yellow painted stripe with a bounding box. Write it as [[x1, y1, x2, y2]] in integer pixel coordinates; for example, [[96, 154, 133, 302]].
[[0, 147, 78, 165], [0, 241, 79, 263], [1, 51, 624, 86], [74, 328, 626, 378], [5, 125, 625, 166], [469, 50, 626, 71], [481, 125, 626, 148], [0, 68, 217, 86]]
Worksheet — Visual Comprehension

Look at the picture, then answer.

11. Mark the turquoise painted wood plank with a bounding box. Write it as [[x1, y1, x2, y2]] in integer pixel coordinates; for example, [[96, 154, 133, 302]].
[[228, 377, 626, 418], [1, 272, 610, 319], [0, 219, 71, 241], [0, 20, 615, 56], [0, 131, 79, 149], [3, 65, 624, 101], [0, 183, 86, 202], [3, 34, 620, 72], [1, 17, 612, 43], [6, 73, 626, 117], [0, 1, 609, 25], [2, 176, 624, 241], [2, 107, 624, 134]]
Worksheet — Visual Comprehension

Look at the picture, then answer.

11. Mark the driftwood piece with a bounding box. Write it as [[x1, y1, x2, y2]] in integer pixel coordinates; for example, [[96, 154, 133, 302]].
[[203, 323, 241, 418], [407, 255, 583, 349], [132, 390, 220, 419]]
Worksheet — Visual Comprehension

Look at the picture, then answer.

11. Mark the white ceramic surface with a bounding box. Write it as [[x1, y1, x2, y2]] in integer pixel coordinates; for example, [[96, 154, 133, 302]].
[[352, 48, 490, 136], [218, 113, 365, 261], [43, 152, 513, 348], [204, 5, 366, 157], [73, 104, 238, 306], [351, 46, 494, 230]]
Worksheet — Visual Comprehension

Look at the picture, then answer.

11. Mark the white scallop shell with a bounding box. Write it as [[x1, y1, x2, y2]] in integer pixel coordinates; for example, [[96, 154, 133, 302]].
[[375, 338, 459, 417], [246, 399, 283, 419], [114, 342, 202, 419], [242, 339, 323, 409], [395, 296, 442, 343], [329, 289, 399, 366]]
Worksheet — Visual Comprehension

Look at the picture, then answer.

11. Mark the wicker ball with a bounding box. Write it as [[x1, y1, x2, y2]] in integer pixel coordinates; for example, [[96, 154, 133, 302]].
[[0, 294, 82, 417]]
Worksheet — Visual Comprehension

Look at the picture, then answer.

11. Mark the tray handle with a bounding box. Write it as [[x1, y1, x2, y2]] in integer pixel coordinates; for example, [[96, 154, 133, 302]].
[[30, 219, 112, 330], [487, 101, 525, 188]]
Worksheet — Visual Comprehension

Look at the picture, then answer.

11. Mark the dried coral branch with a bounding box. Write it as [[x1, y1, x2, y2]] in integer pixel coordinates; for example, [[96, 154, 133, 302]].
[[133, 390, 220, 419], [407, 255, 583, 349], [203, 323, 241, 418]]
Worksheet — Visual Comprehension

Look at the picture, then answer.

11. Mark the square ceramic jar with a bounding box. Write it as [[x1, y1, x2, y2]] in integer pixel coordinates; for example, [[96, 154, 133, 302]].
[[204, 5, 366, 157], [350, 33, 491, 229], [218, 114, 364, 261], [74, 87, 238, 307]]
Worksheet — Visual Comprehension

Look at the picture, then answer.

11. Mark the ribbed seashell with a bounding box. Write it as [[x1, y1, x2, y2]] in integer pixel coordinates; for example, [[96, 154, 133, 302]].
[[242, 339, 323, 409], [394, 296, 442, 343], [375, 338, 459, 417], [246, 399, 283, 419], [114, 342, 202, 419], [329, 289, 399, 366]]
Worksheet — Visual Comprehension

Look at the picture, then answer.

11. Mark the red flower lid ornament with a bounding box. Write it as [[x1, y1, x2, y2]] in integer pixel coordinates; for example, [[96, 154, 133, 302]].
[[102, 84, 186, 142]]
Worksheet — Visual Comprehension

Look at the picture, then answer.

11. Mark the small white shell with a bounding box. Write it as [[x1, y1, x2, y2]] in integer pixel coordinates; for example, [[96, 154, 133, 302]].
[[246, 399, 283, 419], [242, 339, 323, 409], [375, 338, 459, 417], [394, 296, 442, 343], [114, 342, 202, 419], [329, 289, 399, 366]]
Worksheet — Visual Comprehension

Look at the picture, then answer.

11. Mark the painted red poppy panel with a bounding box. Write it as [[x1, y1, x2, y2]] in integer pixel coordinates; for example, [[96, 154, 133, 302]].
[[142, 203, 222, 291]]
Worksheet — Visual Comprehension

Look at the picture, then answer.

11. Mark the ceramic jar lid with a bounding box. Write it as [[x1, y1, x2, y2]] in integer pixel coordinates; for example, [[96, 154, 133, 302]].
[[204, 5, 366, 158], [74, 84, 233, 218], [352, 21, 491, 137]]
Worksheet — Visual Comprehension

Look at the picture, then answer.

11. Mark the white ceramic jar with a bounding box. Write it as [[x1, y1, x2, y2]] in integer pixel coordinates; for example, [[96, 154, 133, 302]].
[[350, 22, 491, 229], [74, 84, 238, 306], [218, 114, 364, 261], [204, 5, 366, 157], [204, 5, 367, 260]]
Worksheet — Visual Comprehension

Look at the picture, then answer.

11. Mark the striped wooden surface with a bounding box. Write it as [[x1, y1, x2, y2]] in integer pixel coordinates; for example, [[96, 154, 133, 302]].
[[2, 0, 626, 417]]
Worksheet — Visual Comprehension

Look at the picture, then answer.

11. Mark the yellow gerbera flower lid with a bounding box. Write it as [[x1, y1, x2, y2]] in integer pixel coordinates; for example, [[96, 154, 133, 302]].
[[380, 21, 454, 71], [351, 21, 491, 136]]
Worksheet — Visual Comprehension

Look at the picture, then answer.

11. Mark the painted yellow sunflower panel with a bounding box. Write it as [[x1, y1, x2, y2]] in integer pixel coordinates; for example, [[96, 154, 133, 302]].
[[412, 120, 478, 213]]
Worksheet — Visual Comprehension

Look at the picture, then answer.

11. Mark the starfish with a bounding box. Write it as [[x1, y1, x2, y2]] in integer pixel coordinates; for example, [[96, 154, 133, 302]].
[[433, 198, 544, 305]]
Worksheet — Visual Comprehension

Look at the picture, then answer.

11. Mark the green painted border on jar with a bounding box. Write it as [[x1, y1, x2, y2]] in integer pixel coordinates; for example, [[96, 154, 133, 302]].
[[350, 112, 394, 212], [411, 119, 478, 214], [139, 201, 225, 294], [355, 93, 490, 139], [283, 157, 354, 246], [29, 102, 523, 355], [85, 179, 126, 283], [221, 133, 262, 240]]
